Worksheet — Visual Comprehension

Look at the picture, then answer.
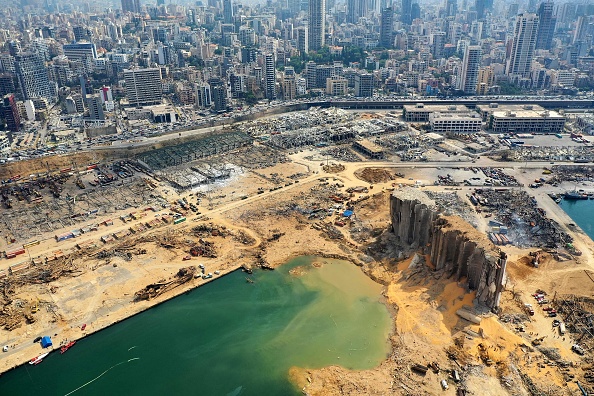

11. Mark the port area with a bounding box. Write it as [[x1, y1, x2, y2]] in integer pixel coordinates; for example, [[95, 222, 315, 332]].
[[1, 113, 594, 394]]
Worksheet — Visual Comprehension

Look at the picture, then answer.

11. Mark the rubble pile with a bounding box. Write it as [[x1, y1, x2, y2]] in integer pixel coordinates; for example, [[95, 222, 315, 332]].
[[508, 145, 594, 162], [189, 239, 217, 258], [0, 255, 82, 330], [224, 145, 290, 169], [356, 168, 396, 184], [557, 295, 594, 351], [134, 266, 197, 301], [192, 223, 230, 238], [374, 134, 421, 153], [471, 189, 571, 248], [424, 191, 477, 228], [312, 222, 344, 239], [479, 168, 521, 187], [322, 163, 345, 173], [549, 165, 594, 183], [321, 147, 362, 162], [234, 230, 256, 245]]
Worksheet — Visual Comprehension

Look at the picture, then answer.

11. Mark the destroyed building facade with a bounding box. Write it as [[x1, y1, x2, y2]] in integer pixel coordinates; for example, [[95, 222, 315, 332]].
[[390, 188, 507, 310]]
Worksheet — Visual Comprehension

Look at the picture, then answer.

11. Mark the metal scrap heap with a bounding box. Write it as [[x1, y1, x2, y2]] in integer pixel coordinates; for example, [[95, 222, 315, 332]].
[[471, 188, 571, 248], [134, 266, 197, 301]]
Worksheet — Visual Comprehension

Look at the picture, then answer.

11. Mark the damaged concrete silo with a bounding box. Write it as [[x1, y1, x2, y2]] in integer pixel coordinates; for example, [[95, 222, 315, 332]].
[[390, 188, 507, 310]]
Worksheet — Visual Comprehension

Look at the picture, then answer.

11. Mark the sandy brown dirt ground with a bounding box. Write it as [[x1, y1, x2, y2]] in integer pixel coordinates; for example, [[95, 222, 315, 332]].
[[1, 151, 593, 396], [0, 152, 109, 179]]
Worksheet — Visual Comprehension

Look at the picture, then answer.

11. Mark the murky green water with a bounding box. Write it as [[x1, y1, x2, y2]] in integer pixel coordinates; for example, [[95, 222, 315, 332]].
[[0, 256, 391, 396]]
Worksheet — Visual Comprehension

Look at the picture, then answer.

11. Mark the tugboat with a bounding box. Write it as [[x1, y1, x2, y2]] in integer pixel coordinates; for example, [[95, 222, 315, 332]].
[[60, 341, 76, 354], [29, 352, 49, 365]]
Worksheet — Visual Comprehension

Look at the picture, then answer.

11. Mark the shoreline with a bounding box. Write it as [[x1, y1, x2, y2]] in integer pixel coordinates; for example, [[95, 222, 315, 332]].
[[0, 250, 375, 376], [0, 263, 243, 375], [0, 250, 398, 392]]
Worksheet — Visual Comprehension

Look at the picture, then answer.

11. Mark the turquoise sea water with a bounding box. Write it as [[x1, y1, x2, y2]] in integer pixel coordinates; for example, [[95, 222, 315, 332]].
[[558, 199, 594, 239], [0, 256, 391, 396]]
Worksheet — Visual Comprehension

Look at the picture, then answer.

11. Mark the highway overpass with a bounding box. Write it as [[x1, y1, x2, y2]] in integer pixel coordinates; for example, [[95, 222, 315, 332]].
[[302, 99, 594, 110]]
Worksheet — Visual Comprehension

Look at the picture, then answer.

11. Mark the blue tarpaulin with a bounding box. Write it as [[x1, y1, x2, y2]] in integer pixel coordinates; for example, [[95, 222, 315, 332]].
[[343, 210, 354, 217], [41, 336, 52, 348]]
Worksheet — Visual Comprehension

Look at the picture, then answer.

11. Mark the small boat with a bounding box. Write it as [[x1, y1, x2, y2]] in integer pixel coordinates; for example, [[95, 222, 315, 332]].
[[29, 352, 49, 365], [60, 341, 76, 354]]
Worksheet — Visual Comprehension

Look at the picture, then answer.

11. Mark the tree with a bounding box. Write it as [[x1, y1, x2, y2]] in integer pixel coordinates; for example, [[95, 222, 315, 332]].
[[498, 82, 523, 95], [242, 92, 259, 106]]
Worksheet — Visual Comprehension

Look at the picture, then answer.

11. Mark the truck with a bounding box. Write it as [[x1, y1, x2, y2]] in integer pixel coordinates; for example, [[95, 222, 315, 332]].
[[559, 322, 566, 335]]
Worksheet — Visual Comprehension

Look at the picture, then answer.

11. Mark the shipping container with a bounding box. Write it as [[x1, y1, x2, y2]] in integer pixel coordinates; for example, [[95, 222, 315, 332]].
[[23, 240, 40, 249], [174, 217, 187, 225], [5, 247, 26, 259], [55, 232, 74, 242]]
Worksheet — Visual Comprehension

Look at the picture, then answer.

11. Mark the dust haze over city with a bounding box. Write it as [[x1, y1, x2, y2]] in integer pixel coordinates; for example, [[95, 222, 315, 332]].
[[0, 0, 594, 394]]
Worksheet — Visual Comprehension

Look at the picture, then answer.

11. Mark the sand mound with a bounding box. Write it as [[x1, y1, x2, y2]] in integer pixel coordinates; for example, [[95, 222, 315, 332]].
[[356, 168, 395, 184]]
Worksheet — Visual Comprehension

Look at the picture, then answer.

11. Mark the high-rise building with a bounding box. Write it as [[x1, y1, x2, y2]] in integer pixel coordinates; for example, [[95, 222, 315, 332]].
[[123, 68, 162, 106], [573, 16, 587, 45], [121, 0, 140, 13], [63, 42, 97, 61], [507, 13, 539, 78], [86, 94, 105, 120], [444, 0, 457, 17], [239, 26, 256, 46], [209, 79, 227, 112], [457, 45, 482, 94], [401, 0, 412, 24], [288, 0, 300, 14], [100, 86, 113, 103], [223, 0, 233, 23], [411, 2, 421, 20], [1, 94, 20, 132], [476, 66, 495, 94], [196, 84, 212, 108], [15, 52, 53, 100], [431, 32, 447, 59], [325, 77, 348, 96], [346, 0, 356, 23], [559, 3, 576, 25], [282, 73, 296, 100], [475, 0, 486, 19], [305, 61, 317, 89], [264, 53, 276, 100], [380, 8, 394, 48], [0, 73, 16, 97], [507, 3, 519, 19], [297, 27, 309, 54], [72, 26, 90, 42], [308, 0, 326, 51], [354, 73, 373, 97], [536, 1, 556, 50]]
